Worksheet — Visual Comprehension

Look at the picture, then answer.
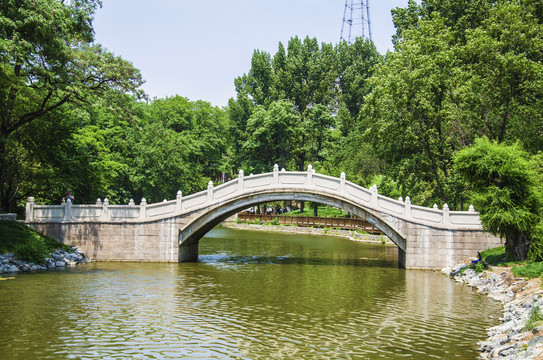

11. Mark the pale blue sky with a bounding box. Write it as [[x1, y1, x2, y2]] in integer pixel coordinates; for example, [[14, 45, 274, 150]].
[[93, 1, 410, 107]]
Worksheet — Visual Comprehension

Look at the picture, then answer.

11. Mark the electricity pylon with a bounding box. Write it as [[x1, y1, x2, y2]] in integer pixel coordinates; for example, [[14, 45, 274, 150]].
[[340, 0, 372, 44]]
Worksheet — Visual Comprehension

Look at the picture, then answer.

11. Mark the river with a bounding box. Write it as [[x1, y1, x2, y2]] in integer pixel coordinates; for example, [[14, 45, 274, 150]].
[[0, 226, 500, 359]]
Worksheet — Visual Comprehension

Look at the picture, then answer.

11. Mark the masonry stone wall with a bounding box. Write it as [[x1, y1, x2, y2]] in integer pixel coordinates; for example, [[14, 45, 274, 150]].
[[28, 219, 184, 262], [402, 224, 502, 269]]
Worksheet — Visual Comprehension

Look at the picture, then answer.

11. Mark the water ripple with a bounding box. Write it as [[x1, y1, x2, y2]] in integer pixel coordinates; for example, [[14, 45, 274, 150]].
[[0, 228, 500, 359]]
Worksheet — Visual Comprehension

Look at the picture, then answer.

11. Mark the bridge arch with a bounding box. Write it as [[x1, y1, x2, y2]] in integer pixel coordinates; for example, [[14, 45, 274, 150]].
[[179, 189, 407, 267]]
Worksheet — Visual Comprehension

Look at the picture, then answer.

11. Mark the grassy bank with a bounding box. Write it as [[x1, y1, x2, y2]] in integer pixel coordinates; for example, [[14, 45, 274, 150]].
[[0, 221, 70, 264], [480, 246, 543, 279]]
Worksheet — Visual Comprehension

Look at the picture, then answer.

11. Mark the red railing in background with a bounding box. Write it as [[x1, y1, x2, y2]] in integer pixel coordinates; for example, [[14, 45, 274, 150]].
[[237, 212, 381, 234]]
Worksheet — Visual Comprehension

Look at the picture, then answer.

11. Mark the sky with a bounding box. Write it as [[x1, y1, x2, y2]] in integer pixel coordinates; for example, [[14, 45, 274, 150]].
[[93, 1, 410, 107]]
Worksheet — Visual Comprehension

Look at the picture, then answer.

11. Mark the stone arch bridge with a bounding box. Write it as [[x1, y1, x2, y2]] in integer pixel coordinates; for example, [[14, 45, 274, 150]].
[[25, 166, 502, 269]]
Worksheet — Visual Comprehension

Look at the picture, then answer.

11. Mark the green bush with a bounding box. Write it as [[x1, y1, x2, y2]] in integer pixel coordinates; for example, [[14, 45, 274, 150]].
[[454, 137, 543, 261], [270, 218, 279, 225], [525, 305, 543, 331], [474, 261, 485, 273]]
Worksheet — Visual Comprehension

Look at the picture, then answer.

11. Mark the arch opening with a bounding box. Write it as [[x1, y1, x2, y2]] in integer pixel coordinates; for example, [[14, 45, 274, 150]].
[[179, 191, 407, 268]]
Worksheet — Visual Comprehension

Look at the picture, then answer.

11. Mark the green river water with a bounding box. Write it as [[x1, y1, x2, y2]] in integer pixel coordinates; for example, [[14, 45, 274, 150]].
[[0, 226, 501, 359]]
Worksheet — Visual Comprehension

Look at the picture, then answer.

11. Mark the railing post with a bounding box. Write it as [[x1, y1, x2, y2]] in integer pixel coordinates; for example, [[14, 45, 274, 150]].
[[307, 164, 313, 187], [25, 197, 35, 222], [370, 184, 378, 208], [442, 203, 450, 226], [238, 170, 244, 192], [176, 190, 182, 212], [64, 198, 72, 221], [404, 196, 411, 219], [140, 198, 147, 219], [340, 172, 346, 195], [102, 198, 110, 221], [273, 164, 279, 187], [207, 181, 214, 202]]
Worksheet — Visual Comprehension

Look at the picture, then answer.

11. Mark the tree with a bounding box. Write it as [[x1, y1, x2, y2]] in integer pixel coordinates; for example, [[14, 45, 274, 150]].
[[454, 137, 543, 261], [121, 96, 229, 203], [335, 38, 382, 135], [301, 104, 335, 165], [231, 36, 338, 172], [364, 0, 543, 207], [391, 0, 494, 46], [0, 0, 144, 211], [242, 100, 299, 173], [362, 15, 460, 206], [459, 2, 543, 152]]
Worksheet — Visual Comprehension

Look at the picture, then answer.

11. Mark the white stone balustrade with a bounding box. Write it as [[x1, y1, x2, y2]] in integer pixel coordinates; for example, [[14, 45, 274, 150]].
[[25, 165, 481, 230]]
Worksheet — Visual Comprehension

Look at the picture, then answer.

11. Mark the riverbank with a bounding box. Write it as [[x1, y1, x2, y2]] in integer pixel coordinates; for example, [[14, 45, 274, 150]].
[[222, 222, 393, 245], [442, 265, 543, 359], [0, 247, 89, 274]]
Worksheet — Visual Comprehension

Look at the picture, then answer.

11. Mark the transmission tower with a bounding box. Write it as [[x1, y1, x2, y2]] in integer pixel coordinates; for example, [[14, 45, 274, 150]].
[[340, 0, 372, 44]]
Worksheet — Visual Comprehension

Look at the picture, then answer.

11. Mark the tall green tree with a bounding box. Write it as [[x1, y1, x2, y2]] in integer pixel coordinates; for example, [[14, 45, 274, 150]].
[[459, 2, 543, 152], [0, 0, 144, 211], [363, 15, 460, 206], [335, 38, 382, 136], [364, 0, 543, 206], [231, 36, 338, 172], [123, 96, 229, 202], [242, 100, 299, 173]]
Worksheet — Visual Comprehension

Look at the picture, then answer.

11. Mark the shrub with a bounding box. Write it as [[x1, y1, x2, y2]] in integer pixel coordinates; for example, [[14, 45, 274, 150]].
[[14, 241, 48, 264], [270, 218, 279, 225], [525, 305, 543, 331]]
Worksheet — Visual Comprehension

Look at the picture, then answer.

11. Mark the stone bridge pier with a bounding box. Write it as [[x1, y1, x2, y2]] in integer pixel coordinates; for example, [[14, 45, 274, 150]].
[[25, 166, 503, 269]]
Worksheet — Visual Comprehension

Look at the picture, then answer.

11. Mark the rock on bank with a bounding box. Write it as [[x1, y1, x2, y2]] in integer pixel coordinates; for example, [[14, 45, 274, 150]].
[[442, 264, 543, 359], [0, 247, 89, 274]]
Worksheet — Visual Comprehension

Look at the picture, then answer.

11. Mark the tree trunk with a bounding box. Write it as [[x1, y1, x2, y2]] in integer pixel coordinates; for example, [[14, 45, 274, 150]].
[[505, 233, 530, 261]]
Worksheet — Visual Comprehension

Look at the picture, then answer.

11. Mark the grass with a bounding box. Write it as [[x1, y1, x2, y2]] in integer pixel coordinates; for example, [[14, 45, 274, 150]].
[[482, 245, 543, 279], [481, 246, 523, 267], [481, 246, 508, 265], [0, 220, 70, 264], [512, 263, 543, 279]]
